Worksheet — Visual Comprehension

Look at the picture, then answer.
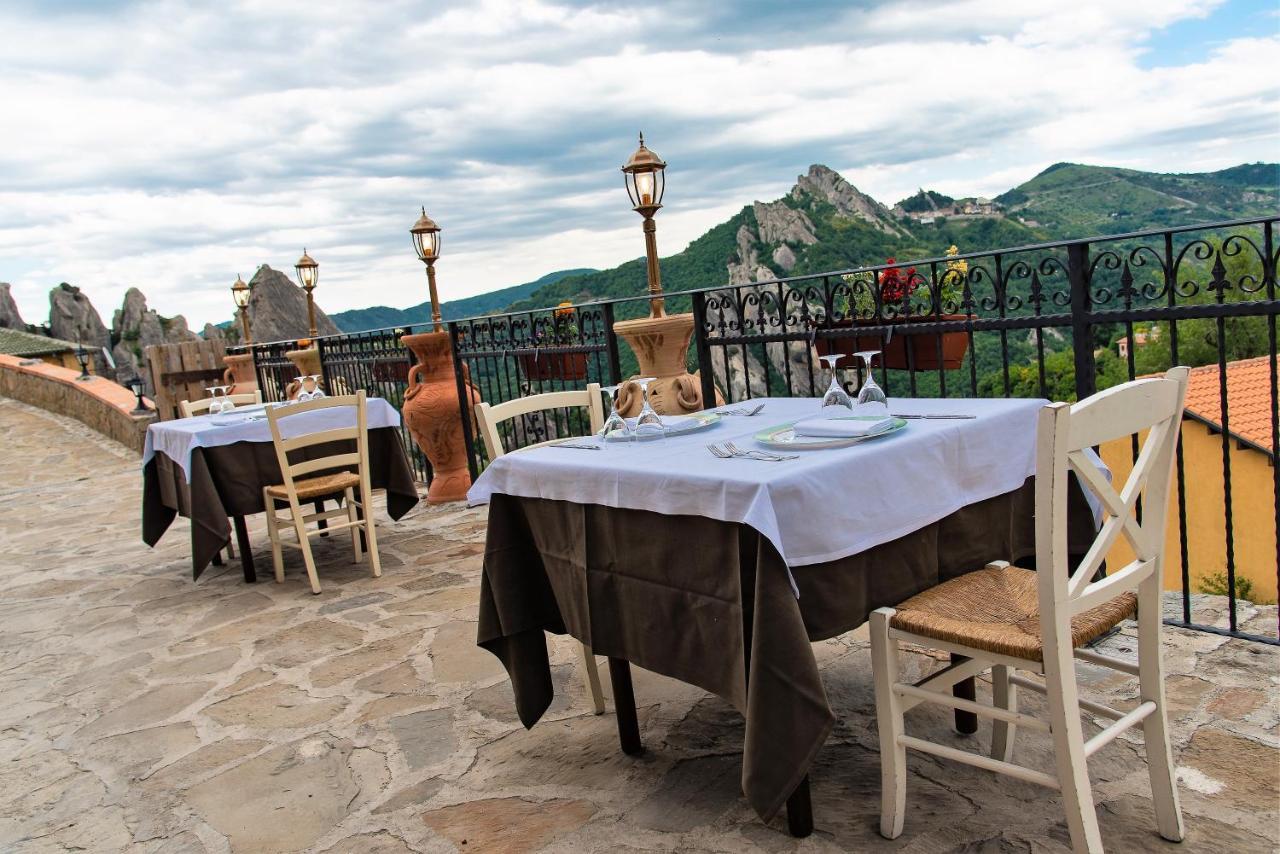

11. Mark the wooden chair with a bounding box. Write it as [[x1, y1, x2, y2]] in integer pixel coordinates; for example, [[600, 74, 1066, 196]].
[[179, 390, 263, 418], [869, 367, 1190, 854], [474, 384, 607, 715], [262, 391, 381, 595]]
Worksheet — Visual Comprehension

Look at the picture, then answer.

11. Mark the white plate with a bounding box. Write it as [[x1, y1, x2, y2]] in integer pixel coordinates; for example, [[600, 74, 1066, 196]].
[[754, 416, 907, 449], [603, 411, 721, 441]]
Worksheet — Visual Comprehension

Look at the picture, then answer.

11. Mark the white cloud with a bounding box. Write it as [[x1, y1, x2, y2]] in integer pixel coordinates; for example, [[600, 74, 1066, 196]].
[[0, 0, 1273, 328]]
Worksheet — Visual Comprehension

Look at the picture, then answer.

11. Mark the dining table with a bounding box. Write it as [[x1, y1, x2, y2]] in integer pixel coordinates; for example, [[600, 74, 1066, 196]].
[[141, 397, 420, 580], [467, 395, 1100, 836]]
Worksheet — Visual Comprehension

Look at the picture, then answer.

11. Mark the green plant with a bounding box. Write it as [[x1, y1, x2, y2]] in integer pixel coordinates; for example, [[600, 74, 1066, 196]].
[[1197, 571, 1257, 604]]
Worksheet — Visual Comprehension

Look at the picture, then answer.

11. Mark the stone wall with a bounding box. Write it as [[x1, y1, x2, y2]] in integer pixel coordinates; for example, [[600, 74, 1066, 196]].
[[0, 354, 154, 453]]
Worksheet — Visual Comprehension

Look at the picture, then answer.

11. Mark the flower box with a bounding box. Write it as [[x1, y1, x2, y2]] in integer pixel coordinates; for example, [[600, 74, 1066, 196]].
[[517, 350, 590, 382], [814, 314, 971, 371]]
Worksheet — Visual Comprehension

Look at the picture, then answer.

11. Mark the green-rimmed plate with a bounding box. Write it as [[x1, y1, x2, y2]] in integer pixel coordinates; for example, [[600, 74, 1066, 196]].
[[603, 410, 722, 441], [753, 416, 907, 449]]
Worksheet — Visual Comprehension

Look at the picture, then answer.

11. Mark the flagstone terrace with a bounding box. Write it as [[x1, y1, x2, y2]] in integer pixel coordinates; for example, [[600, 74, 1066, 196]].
[[1, 393, 1277, 852]]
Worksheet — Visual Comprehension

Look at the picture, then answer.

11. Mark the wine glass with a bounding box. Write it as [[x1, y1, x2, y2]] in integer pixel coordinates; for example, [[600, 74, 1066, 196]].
[[632, 377, 664, 440], [854, 351, 888, 409], [203, 386, 219, 415], [599, 383, 632, 444], [219, 386, 237, 413], [818, 354, 852, 410]]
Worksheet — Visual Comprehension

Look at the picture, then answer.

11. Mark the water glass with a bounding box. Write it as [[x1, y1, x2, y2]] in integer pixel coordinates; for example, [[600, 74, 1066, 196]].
[[632, 377, 664, 440], [818, 354, 852, 410], [599, 383, 632, 444], [854, 351, 888, 408]]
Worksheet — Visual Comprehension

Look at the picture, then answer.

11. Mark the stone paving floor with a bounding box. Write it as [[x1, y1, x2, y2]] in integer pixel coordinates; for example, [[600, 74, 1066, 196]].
[[0, 395, 1277, 853]]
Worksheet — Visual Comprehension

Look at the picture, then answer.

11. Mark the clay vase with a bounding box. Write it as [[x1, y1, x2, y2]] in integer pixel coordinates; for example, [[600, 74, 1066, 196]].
[[284, 345, 322, 400], [401, 331, 480, 504], [612, 312, 724, 416], [221, 351, 259, 396]]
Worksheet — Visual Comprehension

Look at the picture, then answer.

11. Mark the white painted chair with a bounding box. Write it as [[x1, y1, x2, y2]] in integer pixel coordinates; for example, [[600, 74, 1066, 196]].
[[474, 384, 607, 715], [262, 391, 381, 595], [869, 366, 1190, 853], [179, 390, 263, 418]]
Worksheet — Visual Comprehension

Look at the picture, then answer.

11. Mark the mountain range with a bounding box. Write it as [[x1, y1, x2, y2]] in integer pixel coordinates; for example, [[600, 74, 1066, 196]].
[[504, 161, 1276, 319], [323, 160, 1275, 334], [330, 268, 596, 333]]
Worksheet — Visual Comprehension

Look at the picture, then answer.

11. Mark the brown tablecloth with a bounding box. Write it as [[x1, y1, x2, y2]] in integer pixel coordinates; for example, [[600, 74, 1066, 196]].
[[142, 427, 420, 578], [477, 477, 1095, 823]]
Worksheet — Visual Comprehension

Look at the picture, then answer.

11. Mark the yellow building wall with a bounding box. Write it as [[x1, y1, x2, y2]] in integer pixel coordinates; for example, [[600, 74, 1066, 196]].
[[1099, 420, 1277, 605]]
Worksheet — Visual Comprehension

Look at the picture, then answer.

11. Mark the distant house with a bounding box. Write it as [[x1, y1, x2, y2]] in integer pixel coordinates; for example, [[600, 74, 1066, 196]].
[[1116, 326, 1159, 359], [0, 327, 90, 372], [1101, 357, 1277, 604]]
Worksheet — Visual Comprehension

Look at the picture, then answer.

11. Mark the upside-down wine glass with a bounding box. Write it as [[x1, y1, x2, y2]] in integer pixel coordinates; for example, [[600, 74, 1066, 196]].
[[818, 354, 852, 410], [307, 375, 326, 399], [599, 383, 632, 444], [203, 386, 220, 415], [632, 377, 664, 440], [854, 350, 888, 408], [218, 386, 236, 413]]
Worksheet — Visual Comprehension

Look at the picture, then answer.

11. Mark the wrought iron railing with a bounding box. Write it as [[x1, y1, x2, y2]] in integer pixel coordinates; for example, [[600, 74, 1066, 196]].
[[318, 327, 431, 481], [248, 215, 1278, 645], [450, 301, 621, 472]]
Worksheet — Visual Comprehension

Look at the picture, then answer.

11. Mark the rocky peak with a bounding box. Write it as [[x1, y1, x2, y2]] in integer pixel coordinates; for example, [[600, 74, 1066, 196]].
[[49, 283, 111, 355], [110, 286, 198, 389], [791, 164, 908, 237], [751, 200, 818, 247], [246, 264, 340, 343], [0, 283, 26, 330]]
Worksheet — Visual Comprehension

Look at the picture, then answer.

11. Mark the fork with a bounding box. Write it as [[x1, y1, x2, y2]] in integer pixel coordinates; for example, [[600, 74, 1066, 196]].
[[717, 402, 767, 416], [719, 441, 798, 461]]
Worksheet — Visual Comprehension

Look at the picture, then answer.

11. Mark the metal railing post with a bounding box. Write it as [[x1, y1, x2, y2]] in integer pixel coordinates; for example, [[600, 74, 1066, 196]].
[[692, 290, 716, 408], [1067, 241, 1096, 401], [602, 302, 623, 385], [448, 321, 480, 482]]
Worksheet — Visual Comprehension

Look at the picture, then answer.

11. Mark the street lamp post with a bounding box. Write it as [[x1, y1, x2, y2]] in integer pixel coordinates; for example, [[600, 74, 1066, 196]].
[[622, 133, 668, 319], [410, 208, 444, 332], [400, 206, 480, 504], [295, 250, 319, 338], [222, 273, 260, 396], [611, 133, 721, 416], [74, 337, 92, 381], [232, 274, 252, 345]]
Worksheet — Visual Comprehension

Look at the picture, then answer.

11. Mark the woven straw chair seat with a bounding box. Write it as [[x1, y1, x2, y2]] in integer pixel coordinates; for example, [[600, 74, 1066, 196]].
[[889, 564, 1136, 662], [266, 471, 360, 501]]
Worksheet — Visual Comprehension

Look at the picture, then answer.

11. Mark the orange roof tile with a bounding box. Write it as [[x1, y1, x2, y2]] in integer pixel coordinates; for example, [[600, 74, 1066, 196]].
[[1182, 357, 1276, 454]]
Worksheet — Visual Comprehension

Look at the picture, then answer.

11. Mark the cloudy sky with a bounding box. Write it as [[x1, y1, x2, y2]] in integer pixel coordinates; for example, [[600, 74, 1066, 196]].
[[1, 0, 1276, 328]]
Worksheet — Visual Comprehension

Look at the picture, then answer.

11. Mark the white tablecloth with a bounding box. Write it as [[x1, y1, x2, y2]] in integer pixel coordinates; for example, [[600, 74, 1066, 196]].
[[143, 397, 402, 481], [468, 397, 1056, 581]]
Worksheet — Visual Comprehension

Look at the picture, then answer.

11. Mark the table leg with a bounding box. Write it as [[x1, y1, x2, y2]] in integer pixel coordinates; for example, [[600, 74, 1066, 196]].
[[786, 775, 813, 838], [211, 550, 224, 567], [951, 653, 978, 735], [607, 658, 643, 756], [315, 500, 328, 536], [233, 515, 256, 583]]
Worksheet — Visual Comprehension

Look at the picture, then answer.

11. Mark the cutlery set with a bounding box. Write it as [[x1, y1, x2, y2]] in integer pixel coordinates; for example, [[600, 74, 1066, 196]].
[[707, 441, 797, 462]]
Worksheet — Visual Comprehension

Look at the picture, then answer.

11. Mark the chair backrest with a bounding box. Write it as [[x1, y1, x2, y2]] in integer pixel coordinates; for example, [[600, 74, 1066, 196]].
[[1034, 366, 1190, 643], [475, 384, 603, 460], [264, 392, 370, 504], [179, 390, 263, 418]]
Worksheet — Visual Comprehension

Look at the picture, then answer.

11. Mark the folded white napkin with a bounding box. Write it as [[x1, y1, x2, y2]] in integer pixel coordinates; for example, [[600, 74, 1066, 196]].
[[793, 413, 895, 438]]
